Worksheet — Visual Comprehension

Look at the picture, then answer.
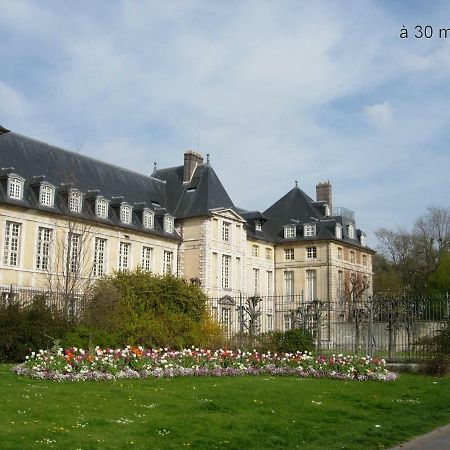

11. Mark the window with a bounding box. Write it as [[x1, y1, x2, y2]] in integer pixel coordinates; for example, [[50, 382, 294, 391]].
[[347, 224, 355, 239], [8, 177, 23, 200], [267, 271, 273, 296], [360, 234, 366, 247], [350, 251, 355, 263], [335, 224, 342, 239], [306, 246, 317, 259], [285, 248, 294, 260], [267, 314, 273, 331], [40, 185, 54, 207], [69, 190, 83, 213], [120, 204, 132, 224], [93, 238, 106, 277], [221, 308, 231, 334], [142, 246, 152, 271], [164, 216, 174, 233], [284, 271, 294, 300], [252, 245, 259, 257], [143, 209, 154, 229], [255, 220, 262, 231], [337, 247, 343, 260], [284, 313, 293, 331], [119, 242, 130, 271], [222, 221, 230, 242], [253, 268, 260, 294], [36, 227, 52, 270], [3, 221, 21, 266], [265, 248, 272, 260], [163, 250, 173, 275], [304, 224, 316, 237], [68, 233, 81, 274], [284, 225, 296, 238], [337, 270, 343, 300], [362, 254, 367, 267], [306, 269, 317, 301], [221, 254, 231, 288], [96, 198, 109, 219]]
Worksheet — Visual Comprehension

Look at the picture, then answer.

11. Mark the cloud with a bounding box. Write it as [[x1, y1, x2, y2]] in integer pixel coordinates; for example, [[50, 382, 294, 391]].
[[0, 81, 28, 119], [364, 102, 394, 130]]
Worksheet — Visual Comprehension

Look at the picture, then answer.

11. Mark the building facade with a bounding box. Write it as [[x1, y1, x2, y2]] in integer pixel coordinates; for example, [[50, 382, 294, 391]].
[[0, 126, 373, 333]]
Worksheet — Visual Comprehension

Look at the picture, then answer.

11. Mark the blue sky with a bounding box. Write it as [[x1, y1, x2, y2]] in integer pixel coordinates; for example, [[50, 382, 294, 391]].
[[1, 1, 449, 246]]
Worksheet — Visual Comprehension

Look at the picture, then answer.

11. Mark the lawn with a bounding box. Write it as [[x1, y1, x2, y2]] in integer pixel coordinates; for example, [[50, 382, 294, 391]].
[[0, 365, 449, 450]]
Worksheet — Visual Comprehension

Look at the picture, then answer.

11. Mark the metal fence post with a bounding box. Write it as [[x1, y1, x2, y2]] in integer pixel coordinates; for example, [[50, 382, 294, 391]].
[[367, 297, 373, 358]]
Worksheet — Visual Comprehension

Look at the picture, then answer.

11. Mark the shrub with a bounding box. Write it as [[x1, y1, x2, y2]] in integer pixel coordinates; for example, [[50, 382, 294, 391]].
[[421, 319, 450, 376]]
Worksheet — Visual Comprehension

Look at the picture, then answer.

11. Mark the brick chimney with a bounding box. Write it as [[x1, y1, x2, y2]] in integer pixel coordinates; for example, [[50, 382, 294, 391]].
[[316, 181, 332, 211], [183, 150, 203, 182]]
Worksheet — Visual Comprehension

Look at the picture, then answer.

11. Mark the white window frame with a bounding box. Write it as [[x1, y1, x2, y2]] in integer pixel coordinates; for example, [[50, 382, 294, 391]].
[[163, 250, 173, 275], [252, 245, 259, 257], [120, 204, 132, 224], [143, 209, 154, 229], [362, 254, 367, 267], [36, 227, 52, 271], [69, 190, 83, 213], [39, 184, 55, 207], [222, 221, 230, 242], [335, 224, 342, 239], [360, 233, 366, 247], [7, 176, 24, 200], [337, 270, 344, 300], [350, 251, 355, 263], [284, 225, 296, 239], [306, 246, 317, 259], [3, 221, 22, 266], [67, 232, 81, 274], [255, 220, 262, 231], [253, 268, 260, 294], [337, 247, 343, 260], [285, 248, 294, 260], [306, 269, 317, 301], [164, 215, 174, 234], [267, 270, 273, 296], [265, 248, 272, 260], [347, 224, 355, 239], [221, 254, 231, 289], [93, 237, 107, 277], [284, 270, 294, 300], [119, 242, 131, 271], [304, 224, 316, 237], [142, 246, 153, 271], [95, 197, 109, 219]]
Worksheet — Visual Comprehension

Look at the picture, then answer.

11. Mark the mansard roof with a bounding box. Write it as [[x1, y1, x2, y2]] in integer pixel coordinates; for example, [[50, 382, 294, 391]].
[[0, 131, 177, 239], [153, 163, 235, 219]]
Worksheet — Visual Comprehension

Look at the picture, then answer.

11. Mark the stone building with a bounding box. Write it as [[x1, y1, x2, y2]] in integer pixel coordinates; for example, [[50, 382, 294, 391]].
[[0, 125, 373, 333]]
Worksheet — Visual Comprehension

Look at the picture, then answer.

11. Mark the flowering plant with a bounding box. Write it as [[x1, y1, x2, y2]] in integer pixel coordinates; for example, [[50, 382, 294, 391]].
[[12, 347, 396, 382]]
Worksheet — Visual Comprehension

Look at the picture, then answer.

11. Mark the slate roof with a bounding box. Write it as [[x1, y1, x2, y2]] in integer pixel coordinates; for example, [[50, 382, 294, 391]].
[[0, 131, 178, 240], [153, 163, 235, 218]]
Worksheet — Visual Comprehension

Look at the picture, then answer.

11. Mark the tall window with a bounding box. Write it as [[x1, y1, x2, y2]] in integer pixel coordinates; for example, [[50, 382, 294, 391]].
[[163, 250, 173, 275], [350, 251, 355, 263], [96, 198, 109, 219], [93, 238, 106, 277], [143, 209, 154, 229], [267, 270, 273, 296], [284, 271, 294, 300], [306, 246, 317, 259], [252, 245, 259, 257], [337, 247, 343, 260], [222, 222, 230, 242], [221, 308, 231, 334], [8, 177, 23, 200], [221, 254, 231, 288], [337, 270, 343, 300], [306, 269, 317, 301], [360, 234, 366, 247], [285, 248, 294, 260], [40, 185, 54, 207], [253, 268, 260, 294], [335, 224, 342, 239], [265, 248, 272, 260], [120, 204, 132, 224], [68, 233, 81, 274], [36, 227, 52, 270], [267, 314, 273, 331], [3, 221, 21, 266], [362, 254, 367, 266], [284, 225, 296, 238], [142, 246, 152, 271], [69, 191, 83, 213], [119, 242, 130, 271], [304, 224, 316, 236], [347, 224, 355, 239], [164, 216, 174, 233]]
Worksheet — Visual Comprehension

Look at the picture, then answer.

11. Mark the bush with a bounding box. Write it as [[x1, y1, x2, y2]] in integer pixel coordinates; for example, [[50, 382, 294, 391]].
[[420, 319, 450, 376]]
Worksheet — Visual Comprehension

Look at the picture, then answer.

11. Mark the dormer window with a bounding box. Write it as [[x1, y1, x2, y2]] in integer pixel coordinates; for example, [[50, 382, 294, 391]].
[[347, 224, 355, 239], [142, 208, 154, 229], [325, 205, 330, 216], [7, 176, 24, 200], [69, 190, 83, 213], [335, 224, 342, 239], [304, 224, 316, 237], [164, 215, 174, 233], [255, 220, 262, 232], [360, 233, 366, 247], [284, 225, 296, 239], [40, 184, 55, 207], [120, 204, 132, 224], [95, 197, 109, 219]]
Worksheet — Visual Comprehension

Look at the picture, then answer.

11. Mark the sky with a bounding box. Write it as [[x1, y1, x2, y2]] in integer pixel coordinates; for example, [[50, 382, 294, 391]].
[[1, 0, 449, 247]]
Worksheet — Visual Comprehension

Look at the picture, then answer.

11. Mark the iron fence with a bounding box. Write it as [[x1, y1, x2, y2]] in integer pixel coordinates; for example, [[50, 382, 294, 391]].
[[209, 293, 449, 360]]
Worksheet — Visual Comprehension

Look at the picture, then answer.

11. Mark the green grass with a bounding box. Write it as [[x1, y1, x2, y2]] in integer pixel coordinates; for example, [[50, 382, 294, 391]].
[[0, 365, 449, 449]]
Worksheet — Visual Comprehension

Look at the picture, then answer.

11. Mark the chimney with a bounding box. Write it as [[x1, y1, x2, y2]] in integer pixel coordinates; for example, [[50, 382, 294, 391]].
[[183, 150, 204, 182], [316, 181, 332, 211]]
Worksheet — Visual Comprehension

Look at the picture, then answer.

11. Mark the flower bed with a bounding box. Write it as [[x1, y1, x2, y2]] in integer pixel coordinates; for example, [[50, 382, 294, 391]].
[[12, 347, 397, 381]]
